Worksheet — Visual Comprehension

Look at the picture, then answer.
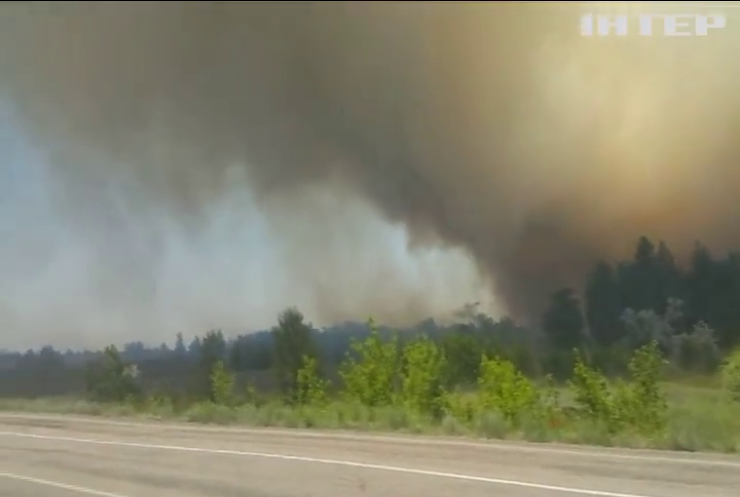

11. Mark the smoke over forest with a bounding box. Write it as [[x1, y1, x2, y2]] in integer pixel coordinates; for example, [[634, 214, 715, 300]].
[[1, 2, 740, 347]]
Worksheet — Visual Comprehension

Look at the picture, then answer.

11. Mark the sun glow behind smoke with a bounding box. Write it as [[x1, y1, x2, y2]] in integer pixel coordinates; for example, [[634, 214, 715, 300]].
[[0, 2, 739, 347]]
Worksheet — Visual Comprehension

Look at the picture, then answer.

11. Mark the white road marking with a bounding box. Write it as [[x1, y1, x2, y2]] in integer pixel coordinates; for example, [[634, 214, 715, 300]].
[[1, 412, 738, 468], [0, 472, 131, 497], [1, 430, 657, 497]]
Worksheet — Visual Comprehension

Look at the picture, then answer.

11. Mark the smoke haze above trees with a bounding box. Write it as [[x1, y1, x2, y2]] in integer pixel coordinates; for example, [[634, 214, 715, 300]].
[[2, 2, 740, 345]]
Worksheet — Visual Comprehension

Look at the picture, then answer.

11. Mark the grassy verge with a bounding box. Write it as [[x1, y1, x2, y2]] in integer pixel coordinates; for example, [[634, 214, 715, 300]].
[[6, 342, 739, 454], [2, 381, 739, 454]]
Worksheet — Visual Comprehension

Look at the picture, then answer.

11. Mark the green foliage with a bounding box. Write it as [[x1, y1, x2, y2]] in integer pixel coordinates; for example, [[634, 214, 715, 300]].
[[197, 330, 227, 399], [477, 355, 539, 426], [621, 341, 667, 433], [13, 233, 740, 452], [443, 392, 477, 424], [272, 307, 319, 404], [210, 360, 235, 406], [720, 349, 740, 401], [538, 374, 563, 423], [295, 355, 329, 406], [340, 318, 400, 407], [200, 330, 226, 369], [568, 342, 667, 435], [15, 319, 739, 453], [440, 331, 481, 387], [401, 335, 447, 417], [568, 352, 618, 431], [86, 346, 142, 403]]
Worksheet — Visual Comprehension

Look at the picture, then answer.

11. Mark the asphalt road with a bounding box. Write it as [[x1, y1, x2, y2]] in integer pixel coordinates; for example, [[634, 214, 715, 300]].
[[0, 413, 739, 497]]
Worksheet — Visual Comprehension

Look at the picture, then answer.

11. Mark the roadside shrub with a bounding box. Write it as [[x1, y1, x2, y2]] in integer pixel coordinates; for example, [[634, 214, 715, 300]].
[[210, 360, 235, 406], [720, 349, 740, 402], [340, 319, 400, 407], [444, 392, 477, 424], [568, 352, 619, 432], [86, 346, 142, 403], [619, 341, 667, 434], [401, 336, 447, 417], [569, 342, 667, 436], [295, 355, 329, 406], [538, 374, 563, 426], [477, 355, 539, 426]]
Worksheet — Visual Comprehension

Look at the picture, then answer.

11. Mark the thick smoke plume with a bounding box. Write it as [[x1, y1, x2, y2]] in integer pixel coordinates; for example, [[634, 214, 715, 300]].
[[2, 2, 740, 345]]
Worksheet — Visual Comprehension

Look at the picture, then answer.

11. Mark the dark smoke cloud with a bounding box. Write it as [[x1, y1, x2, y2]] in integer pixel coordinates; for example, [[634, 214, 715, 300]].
[[2, 1, 740, 343]]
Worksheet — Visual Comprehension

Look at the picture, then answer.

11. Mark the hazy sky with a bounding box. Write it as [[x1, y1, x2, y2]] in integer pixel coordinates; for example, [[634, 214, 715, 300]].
[[4, 2, 740, 351], [0, 99, 490, 351]]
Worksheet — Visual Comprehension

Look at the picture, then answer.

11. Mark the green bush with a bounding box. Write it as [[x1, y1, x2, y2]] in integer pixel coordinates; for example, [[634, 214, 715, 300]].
[[620, 341, 667, 434], [39, 326, 725, 452], [568, 342, 667, 436], [86, 346, 142, 403], [295, 355, 329, 406], [210, 360, 235, 406], [568, 352, 620, 432], [444, 392, 477, 424], [340, 319, 400, 407], [401, 336, 447, 417], [538, 374, 563, 424], [477, 355, 539, 426], [720, 349, 740, 401]]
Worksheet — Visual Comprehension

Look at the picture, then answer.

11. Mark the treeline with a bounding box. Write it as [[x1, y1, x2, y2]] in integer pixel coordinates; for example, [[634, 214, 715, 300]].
[[579, 236, 740, 351], [1, 235, 739, 398]]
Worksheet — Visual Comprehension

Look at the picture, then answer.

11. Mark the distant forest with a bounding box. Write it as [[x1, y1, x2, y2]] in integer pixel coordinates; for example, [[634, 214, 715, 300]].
[[2, 235, 738, 397]]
